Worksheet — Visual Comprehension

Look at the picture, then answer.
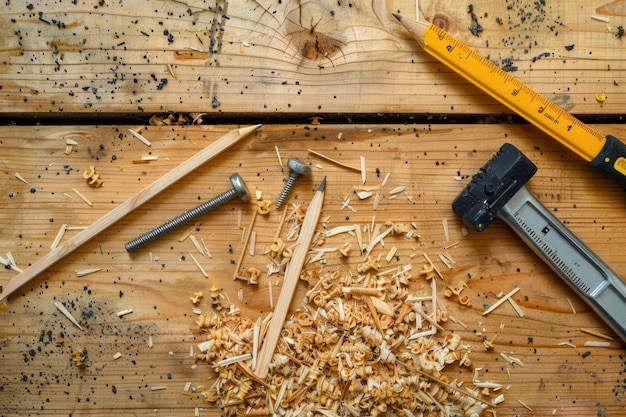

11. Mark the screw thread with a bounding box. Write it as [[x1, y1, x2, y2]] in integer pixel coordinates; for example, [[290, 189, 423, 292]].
[[125, 188, 238, 252], [275, 173, 298, 209]]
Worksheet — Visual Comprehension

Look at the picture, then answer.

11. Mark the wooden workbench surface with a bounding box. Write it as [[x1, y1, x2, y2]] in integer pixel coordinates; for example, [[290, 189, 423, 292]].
[[0, 124, 624, 416], [0, 0, 624, 117], [1, 0, 626, 416]]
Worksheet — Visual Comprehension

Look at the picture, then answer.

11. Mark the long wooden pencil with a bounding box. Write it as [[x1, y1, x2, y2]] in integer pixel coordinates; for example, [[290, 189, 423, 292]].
[[0, 125, 261, 302], [254, 177, 326, 379]]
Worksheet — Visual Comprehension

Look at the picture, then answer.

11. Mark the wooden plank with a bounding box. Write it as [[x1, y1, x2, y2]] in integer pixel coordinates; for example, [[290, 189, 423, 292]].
[[0, 0, 624, 116], [0, 124, 624, 416]]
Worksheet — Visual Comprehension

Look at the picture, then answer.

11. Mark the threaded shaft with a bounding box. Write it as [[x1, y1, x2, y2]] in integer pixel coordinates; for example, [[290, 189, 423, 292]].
[[275, 173, 299, 209], [125, 188, 238, 252]]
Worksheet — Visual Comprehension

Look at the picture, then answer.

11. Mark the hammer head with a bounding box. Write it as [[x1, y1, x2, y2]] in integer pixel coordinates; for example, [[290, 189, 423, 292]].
[[452, 143, 537, 231]]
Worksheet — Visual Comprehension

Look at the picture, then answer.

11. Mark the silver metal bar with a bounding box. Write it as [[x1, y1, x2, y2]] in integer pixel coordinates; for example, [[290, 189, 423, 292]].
[[498, 185, 626, 343]]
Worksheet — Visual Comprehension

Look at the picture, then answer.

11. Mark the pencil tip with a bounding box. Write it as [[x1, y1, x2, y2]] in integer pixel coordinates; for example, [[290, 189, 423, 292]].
[[392, 13, 402, 22], [318, 177, 327, 192]]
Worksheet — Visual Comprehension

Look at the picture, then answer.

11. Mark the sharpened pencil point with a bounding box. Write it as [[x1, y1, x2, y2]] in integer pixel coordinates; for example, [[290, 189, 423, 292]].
[[392, 13, 402, 22], [318, 177, 327, 192]]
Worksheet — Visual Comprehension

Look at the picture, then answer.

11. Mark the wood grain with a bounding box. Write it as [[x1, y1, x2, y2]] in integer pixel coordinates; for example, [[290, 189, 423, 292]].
[[0, 124, 259, 301], [0, 0, 624, 117], [0, 124, 624, 416]]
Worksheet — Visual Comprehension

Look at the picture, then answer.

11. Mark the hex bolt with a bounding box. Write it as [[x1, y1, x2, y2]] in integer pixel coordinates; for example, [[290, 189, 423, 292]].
[[275, 158, 311, 209], [125, 173, 250, 252]]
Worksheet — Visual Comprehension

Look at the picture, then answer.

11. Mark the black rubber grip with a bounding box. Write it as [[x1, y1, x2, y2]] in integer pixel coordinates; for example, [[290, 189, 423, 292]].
[[588, 135, 626, 186], [452, 143, 537, 232]]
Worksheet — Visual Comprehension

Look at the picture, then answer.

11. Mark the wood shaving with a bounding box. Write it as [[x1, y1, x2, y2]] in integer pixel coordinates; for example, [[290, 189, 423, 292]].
[[75, 268, 102, 277], [14, 172, 28, 184], [389, 185, 405, 195], [51, 224, 68, 249], [307, 148, 360, 171], [129, 128, 152, 147], [54, 301, 84, 330], [0, 255, 23, 273], [360, 156, 366, 184], [482, 288, 520, 316], [189, 235, 205, 256], [566, 297, 577, 315], [583, 341, 611, 347], [189, 253, 208, 278], [580, 327, 613, 341], [71, 187, 93, 206], [193, 262, 497, 416]]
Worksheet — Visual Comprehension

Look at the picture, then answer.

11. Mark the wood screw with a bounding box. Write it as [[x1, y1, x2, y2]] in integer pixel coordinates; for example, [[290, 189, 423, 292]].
[[275, 158, 311, 209], [125, 173, 250, 252]]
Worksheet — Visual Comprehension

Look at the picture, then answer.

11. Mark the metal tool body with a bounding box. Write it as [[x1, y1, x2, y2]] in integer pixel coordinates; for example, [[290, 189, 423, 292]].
[[453, 144, 626, 343], [125, 173, 250, 252]]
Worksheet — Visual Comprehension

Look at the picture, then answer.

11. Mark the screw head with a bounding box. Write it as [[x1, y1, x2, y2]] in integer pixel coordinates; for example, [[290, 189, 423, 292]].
[[229, 173, 250, 202], [287, 158, 311, 175]]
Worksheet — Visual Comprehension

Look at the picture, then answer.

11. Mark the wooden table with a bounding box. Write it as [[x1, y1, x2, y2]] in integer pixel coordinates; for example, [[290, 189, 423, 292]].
[[1, 1, 625, 417]]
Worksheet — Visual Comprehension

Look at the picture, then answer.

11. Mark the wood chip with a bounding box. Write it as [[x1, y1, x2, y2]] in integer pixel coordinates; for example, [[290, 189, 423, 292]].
[[275, 146, 283, 169], [357, 190, 372, 200], [381, 172, 391, 186], [449, 315, 468, 328], [307, 148, 360, 171], [324, 225, 356, 238], [517, 399, 533, 411], [189, 235, 205, 256], [580, 328, 613, 341], [507, 297, 525, 317], [249, 231, 256, 256], [0, 255, 23, 273], [360, 156, 366, 184], [75, 268, 102, 277], [566, 297, 577, 315], [591, 14, 610, 23], [584, 341, 611, 347], [389, 185, 405, 195], [14, 172, 28, 184], [215, 353, 252, 368], [201, 238, 212, 257], [129, 128, 152, 147], [54, 301, 84, 330], [422, 253, 444, 279], [385, 246, 397, 262], [189, 253, 208, 278], [499, 352, 525, 367], [482, 288, 520, 316], [71, 188, 93, 206]]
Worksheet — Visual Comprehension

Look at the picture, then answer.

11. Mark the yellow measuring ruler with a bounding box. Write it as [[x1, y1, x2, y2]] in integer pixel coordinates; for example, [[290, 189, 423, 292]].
[[394, 14, 626, 185]]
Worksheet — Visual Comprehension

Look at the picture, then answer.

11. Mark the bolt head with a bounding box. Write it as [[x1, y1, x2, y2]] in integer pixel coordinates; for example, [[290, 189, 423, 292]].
[[287, 158, 311, 175], [229, 173, 250, 202]]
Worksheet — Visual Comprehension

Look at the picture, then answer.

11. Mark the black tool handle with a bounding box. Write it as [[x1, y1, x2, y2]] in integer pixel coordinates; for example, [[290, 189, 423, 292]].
[[589, 135, 626, 186]]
